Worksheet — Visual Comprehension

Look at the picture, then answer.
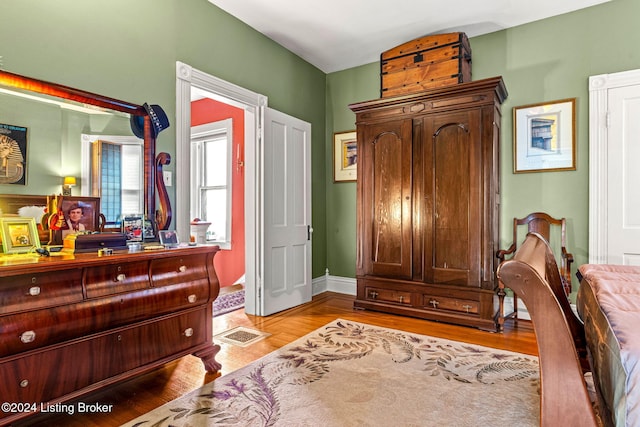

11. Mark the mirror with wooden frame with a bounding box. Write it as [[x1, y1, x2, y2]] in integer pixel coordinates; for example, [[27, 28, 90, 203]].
[[0, 70, 172, 237]]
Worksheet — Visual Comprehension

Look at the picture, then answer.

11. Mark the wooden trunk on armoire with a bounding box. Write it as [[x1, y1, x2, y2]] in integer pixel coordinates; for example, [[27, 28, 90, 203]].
[[349, 77, 507, 331]]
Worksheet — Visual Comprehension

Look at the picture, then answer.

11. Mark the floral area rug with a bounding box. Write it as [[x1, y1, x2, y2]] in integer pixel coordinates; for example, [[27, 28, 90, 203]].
[[122, 319, 540, 427]]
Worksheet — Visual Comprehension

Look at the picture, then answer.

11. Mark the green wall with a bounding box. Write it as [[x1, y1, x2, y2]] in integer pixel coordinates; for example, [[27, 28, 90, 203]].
[[0, 0, 328, 278], [325, 0, 640, 293], [2, 0, 639, 285]]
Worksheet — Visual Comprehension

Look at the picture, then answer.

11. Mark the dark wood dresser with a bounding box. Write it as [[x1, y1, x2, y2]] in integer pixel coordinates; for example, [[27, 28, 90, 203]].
[[349, 77, 507, 331], [0, 245, 221, 426]]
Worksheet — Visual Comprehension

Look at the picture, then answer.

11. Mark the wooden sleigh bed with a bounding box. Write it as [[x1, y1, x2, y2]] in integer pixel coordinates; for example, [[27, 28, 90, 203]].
[[497, 232, 600, 426]]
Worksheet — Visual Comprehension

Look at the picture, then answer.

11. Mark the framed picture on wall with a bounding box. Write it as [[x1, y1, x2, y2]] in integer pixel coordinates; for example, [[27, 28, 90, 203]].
[[333, 130, 357, 182], [0, 123, 28, 185], [513, 98, 576, 173]]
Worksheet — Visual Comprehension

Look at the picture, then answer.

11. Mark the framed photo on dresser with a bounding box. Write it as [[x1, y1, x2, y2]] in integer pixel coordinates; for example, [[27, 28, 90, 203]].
[[0, 217, 40, 254], [59, 196, 100, 238], [122, 215, 144, 242]]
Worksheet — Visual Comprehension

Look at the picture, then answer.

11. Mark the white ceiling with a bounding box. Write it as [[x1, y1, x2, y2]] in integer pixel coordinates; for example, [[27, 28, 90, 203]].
[[208, 0, 610, 73]]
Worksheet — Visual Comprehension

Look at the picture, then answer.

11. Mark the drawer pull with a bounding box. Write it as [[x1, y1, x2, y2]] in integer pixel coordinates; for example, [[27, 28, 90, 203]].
[[429, 299, 440, 308], [187, 294, 197, 303], [183, 327, 194, 337], [28, 286, 41, 296], [116, 273, 126, 282], [20, 330, 36, 344], [20, 379, 29, 388], [369, 291, 379, 299], [178, 265, 187, 273], [462, 304, 473, 313], [399, 295, 404, 303]]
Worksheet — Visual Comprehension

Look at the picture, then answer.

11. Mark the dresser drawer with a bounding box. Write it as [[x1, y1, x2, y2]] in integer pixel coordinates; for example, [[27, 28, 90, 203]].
[[0, 280, 210, 358], [421, 294, 479, 315], [84, 260, 150, 298], [364, 286, 412, 306], [0, 270, 83, 315], [151, 253, 209, 288], [0, 309, 208, 405]]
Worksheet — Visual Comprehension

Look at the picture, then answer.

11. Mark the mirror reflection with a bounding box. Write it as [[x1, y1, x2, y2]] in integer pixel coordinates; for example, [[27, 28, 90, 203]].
[[0, 83, 143, 228]]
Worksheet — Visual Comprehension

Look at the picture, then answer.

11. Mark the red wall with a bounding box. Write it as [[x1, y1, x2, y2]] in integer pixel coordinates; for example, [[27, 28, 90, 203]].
[[191, 98, 245, 288]]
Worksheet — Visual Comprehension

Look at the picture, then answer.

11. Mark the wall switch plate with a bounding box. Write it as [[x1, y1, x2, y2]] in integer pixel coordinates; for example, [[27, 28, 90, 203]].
[[163, 171, 172, 187]]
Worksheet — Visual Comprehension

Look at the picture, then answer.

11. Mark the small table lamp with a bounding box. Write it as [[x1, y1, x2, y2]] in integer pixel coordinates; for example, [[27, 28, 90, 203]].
[[63, 176, 76, 196]]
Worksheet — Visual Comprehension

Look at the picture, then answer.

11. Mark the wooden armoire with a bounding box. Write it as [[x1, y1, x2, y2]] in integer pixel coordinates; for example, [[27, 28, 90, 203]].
[[349, 77, 507, 331]]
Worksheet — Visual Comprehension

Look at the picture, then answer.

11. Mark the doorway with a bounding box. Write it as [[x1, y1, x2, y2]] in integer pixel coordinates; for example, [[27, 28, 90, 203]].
[[589, 68, 640, 265], [175, 61, 312, 315]]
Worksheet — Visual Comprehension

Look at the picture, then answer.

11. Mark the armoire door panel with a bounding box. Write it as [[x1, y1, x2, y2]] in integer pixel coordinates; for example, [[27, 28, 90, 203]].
[[424, 110, 482, 287], [362, 119, 413, 278]]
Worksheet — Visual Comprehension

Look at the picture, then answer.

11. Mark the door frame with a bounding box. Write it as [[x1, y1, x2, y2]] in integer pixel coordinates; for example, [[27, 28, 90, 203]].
[[176, 61, 267, 314], [588, 68, 640, 263]]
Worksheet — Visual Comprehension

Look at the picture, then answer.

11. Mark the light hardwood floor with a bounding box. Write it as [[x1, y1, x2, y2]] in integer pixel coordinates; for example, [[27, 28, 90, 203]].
[[15, 292, 537, 426]]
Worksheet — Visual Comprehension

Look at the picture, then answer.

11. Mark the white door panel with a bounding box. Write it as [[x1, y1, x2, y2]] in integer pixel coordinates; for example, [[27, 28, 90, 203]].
[[608, 85, 640, 265], [261, 107, 312, 315]]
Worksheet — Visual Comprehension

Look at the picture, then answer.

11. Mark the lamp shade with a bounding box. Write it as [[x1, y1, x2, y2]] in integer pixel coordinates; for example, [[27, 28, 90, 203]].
[[63, 176, 76, 186]]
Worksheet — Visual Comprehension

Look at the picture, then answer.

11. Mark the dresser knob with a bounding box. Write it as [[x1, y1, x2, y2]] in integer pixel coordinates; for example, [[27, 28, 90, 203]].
[[116, 273, 126, 281], [19, 379, 29, 388], [370, 291, 378, 299], [183, 328, 194, 337], [28, 286, 41, 296], [187, 294, 197, 303], [429, 299, 440, 308], [462, 304, 473, 313], [399, 295, 404, 303], [178, 265, 187, 273], [20, 330, 36, 344]]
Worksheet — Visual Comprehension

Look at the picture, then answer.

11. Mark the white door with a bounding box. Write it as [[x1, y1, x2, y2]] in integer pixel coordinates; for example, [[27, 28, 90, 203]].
[[260, 107, 312, 315], [590, 69, 640, 265], [607, 84, 640, 265]]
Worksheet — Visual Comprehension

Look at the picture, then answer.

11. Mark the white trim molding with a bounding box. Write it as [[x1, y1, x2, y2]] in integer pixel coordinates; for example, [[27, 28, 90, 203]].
[[312, 270, 357, 296]]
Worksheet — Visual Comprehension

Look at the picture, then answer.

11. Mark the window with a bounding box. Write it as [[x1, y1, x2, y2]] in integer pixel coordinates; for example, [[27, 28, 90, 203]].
[[190, 118, 233, 249], [82, 135, 143, 228]]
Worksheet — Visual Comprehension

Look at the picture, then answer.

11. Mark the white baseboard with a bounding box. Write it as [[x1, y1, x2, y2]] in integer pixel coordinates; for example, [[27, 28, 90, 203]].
[[312, 271, 356, 296]]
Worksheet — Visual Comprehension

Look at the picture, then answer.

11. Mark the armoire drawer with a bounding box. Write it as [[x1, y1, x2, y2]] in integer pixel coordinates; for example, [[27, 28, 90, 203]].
[[84, 260, 150, 298], [421, 294, 479, 315], [0, 270, 83, 315], [0, 309, 207, 405], [364, 286, 412, 306]]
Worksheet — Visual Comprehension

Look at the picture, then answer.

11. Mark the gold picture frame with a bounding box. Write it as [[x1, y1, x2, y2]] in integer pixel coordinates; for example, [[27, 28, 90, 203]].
[[0, 217, 41, 254], [513, 98, 576, 173], [333, 130, 357, 182]]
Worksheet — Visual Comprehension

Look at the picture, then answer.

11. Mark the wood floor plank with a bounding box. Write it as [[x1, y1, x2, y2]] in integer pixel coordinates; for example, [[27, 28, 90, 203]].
[[14, 292, 536, 427]]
